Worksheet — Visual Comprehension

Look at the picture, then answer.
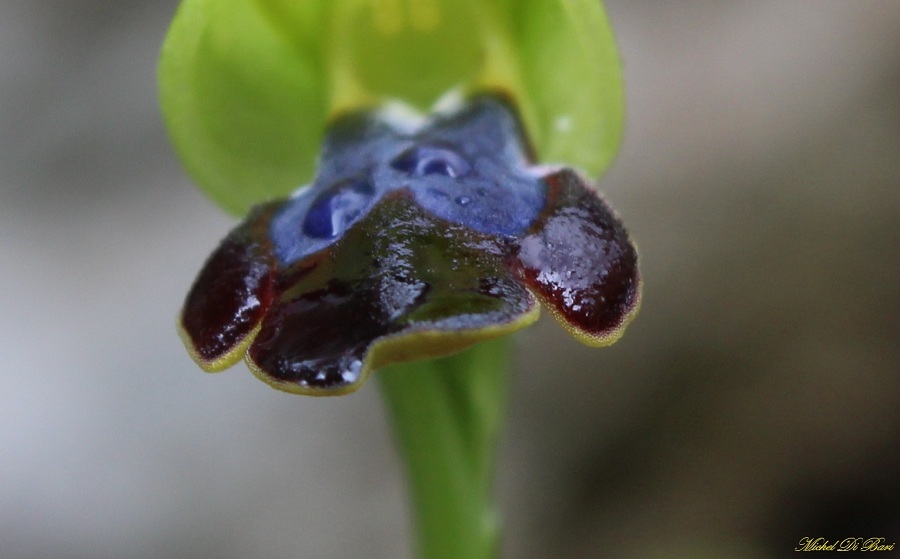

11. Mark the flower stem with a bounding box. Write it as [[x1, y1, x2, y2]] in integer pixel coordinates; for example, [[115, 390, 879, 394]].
[[378, 337, 510, 559]]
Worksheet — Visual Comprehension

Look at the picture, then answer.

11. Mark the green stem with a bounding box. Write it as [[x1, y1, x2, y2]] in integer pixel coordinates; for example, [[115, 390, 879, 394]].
[[378, 337, 510, 559]]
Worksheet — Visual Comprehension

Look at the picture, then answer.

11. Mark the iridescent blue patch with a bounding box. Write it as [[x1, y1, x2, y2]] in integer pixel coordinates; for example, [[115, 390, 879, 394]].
[[270, 97, 546, 265]]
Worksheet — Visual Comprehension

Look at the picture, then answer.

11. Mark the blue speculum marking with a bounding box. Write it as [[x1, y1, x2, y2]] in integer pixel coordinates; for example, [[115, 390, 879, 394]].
[[270, 97, 546, 266]]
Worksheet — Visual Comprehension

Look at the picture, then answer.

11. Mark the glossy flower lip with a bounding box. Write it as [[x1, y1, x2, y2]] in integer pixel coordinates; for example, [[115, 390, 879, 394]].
[[178, 95, 640, 395]]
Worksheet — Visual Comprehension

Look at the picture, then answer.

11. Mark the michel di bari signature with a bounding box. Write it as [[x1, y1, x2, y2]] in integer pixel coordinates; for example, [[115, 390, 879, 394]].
[[796, 537, 895, 552]]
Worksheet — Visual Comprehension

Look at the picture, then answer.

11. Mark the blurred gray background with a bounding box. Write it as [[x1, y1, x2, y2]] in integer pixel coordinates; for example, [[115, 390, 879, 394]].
[[2, 1, 898, 558]]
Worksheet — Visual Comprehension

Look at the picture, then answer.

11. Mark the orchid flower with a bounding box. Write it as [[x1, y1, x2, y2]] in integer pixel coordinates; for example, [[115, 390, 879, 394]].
[[178, 95, 640, 395], [161, 1, 634, 557]]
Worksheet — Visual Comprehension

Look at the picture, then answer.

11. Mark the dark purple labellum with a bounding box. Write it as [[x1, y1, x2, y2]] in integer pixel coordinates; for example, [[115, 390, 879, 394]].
[[179, 95, 641, 395], [247, 191, 536, 393]]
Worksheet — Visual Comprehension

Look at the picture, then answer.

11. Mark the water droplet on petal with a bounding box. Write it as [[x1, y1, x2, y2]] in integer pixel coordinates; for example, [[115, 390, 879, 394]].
[[303, 178, 375, 239], [427, 187, 450, 199], [421, 159, 453, 176], [391, 146, 471, 178]]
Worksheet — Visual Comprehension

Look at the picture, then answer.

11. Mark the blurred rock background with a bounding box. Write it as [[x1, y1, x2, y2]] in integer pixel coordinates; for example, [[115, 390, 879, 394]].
[[1, 1, 898, 558]]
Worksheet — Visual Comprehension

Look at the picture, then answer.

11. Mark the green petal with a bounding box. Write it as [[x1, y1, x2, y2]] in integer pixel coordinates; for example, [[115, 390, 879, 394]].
[[509, 0, 624, 176], [159, 0, 622, 214], [158, 0, 327, 215]]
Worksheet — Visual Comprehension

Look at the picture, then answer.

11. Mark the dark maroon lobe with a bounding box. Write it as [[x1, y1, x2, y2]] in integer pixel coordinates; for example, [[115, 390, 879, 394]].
[[180, 205, 277, 364], [247, 192, 535, 393], [513, 169, 640, 340]]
